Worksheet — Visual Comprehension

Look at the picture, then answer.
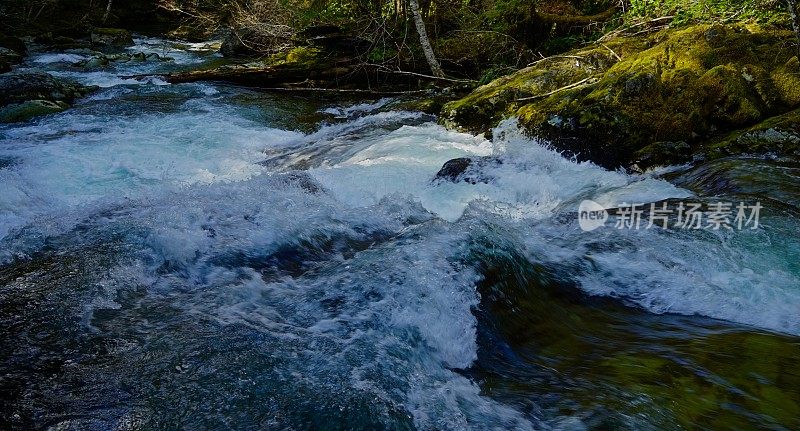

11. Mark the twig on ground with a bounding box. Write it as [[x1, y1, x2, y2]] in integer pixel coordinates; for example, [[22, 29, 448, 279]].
[[516, 77, 597, 101], [364, 63, 477, 83], [601, 43, 622, 62]]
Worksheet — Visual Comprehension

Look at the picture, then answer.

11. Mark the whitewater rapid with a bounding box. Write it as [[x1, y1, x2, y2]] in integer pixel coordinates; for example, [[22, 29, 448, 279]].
[[1, 36, 799, 430]]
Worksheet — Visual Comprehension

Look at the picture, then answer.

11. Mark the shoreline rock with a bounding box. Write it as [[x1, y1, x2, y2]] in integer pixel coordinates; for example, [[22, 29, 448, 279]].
[[441, 24, 800, 169], [0, 72, 97, 123]]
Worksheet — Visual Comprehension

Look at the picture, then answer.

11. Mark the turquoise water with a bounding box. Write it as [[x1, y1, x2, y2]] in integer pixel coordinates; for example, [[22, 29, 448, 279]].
[[1, 38, 798, 430]]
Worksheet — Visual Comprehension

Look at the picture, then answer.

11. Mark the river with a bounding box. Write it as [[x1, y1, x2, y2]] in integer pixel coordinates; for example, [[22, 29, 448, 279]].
[[1, 37, 799, 430]]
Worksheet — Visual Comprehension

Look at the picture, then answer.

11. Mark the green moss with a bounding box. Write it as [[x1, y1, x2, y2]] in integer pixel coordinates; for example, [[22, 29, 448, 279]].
[[265, 46, 324, 68], [698, 64, 763, 126], [704, 108, 800, 159], [0, 100, 68, 123], [771, 56, 800, 106], [90, 27, 134, 49], [443, 24, 800, 168], [92, 27, 129, 36], [441, 42, 627, 132]]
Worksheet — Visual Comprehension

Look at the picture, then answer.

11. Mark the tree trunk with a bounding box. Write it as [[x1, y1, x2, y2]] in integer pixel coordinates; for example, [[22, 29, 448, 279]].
[[789, 0, 800, 56], [102, 0, 113, 24], [408, 0, 444, 78]]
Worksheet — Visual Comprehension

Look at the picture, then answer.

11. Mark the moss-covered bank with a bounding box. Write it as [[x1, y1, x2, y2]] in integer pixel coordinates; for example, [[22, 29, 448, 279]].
[[441, 24, 800, 169]]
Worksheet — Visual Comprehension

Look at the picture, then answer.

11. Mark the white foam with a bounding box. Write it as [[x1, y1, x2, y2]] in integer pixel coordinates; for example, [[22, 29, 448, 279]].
[[0, 99, 304, 246], [32, 53, 91, 64], [311, 119, 689, 221], [568, 227, 800, 335], [320, 97, 394, 118], [129, 36, 220, 65]]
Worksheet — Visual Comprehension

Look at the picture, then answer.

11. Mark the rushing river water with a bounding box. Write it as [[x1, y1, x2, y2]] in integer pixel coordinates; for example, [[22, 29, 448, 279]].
[[1, 38, 799, 430]]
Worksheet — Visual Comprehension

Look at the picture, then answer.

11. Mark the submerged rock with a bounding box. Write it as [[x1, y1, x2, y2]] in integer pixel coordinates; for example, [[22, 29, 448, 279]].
[[279, 172, 326, 195], [442, 24, 800, 168]]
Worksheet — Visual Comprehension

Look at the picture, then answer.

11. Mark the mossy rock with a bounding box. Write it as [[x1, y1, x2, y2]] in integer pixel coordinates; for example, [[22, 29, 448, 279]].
[[442, 24, 800, 168], [90, 28, 134, 50], [168, 24, 214, 43], [0, 100, 69, 123], [74, 52, 170, 69], [163, 46, 337, 86], [220, 27, 262, 58], [269, 46, 325, 68], [0, 72, 97, 107], [704, 108, 800, 159]]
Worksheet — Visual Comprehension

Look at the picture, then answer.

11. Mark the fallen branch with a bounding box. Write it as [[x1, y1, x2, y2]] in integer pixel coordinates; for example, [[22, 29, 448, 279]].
[[601, 43, 622, 62], [364, 64, 477, 83], [537, 5, 621, 26], [241, 86, 433, 95], [525, 55, 585, 68], [596, 15, 675, 42], [516, 77, 597, 102], [627, 25, 670, 38]]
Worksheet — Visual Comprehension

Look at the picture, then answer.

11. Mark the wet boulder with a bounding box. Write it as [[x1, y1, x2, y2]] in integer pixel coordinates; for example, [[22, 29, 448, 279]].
[[0, 47, 23, 65], [702, 108, 800, 160], [432, 157, 502, 184], [279, 172, 326, 195], [0, 100, 69, 123], [0, 72, 97, 123], [34, 34, 94, 51], [90, 28, 134, 51], [79, 56, 111, 68], [73, 52, 170, 69]]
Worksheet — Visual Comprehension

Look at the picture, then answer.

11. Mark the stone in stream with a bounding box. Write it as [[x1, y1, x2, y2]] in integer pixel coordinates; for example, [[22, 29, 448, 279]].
[[432, 157, 502, 184], [73, 52, 171, 69], [0, 100, 70, 123], [0, 72, 97, 123]]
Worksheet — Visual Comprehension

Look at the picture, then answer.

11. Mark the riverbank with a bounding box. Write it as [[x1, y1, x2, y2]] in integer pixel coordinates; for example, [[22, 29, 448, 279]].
[[6, 18, 800, 171], [441, 23, 800, 170]]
